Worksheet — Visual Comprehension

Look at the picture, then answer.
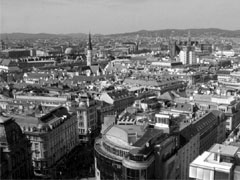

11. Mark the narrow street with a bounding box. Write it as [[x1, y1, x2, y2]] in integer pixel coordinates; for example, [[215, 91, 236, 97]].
[[58, 144, 95, 179]]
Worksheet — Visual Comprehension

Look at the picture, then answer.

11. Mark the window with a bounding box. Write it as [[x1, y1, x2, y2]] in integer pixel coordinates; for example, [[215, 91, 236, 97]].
[[214, 171, 229, 180], [127, 168, 140, 179], [35, 143, 39, 150]]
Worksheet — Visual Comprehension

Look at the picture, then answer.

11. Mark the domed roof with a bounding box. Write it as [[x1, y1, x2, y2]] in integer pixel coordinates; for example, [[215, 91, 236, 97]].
[[65, 47, 74, 55]]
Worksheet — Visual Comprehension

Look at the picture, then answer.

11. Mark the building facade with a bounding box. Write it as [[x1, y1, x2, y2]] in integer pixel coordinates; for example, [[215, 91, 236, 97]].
[[87, 33, 93, 66], [94, 122, 180, 180], [0, 116, 33, 179], [75, 93, 98, 143], [13, 106, 78, 178]]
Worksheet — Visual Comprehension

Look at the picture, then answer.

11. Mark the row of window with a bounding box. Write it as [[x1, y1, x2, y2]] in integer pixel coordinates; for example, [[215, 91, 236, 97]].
[[102, 141, 128, 158]]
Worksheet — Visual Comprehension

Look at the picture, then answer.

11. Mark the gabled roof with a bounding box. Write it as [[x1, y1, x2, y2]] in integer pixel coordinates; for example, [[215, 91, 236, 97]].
[[90, 65, 101, 74], [159, 91, 175, 101]]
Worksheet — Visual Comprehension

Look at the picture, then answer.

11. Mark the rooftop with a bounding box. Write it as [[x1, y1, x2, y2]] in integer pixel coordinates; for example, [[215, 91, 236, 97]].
[[210, 144, 239, 157], [133, 128, 163, 147], [190, 151, 233, 173], [104, 125, 145, 148]]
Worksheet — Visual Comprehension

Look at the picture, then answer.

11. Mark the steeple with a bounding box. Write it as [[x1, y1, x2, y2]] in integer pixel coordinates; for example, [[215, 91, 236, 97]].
[[87, 32, 93, 66], [187, 30, 191, 47], [88, 32, 92, 50]]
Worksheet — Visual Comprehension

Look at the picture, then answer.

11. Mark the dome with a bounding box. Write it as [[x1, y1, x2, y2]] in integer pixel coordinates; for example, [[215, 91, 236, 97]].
[[65, 47, 74, 55]]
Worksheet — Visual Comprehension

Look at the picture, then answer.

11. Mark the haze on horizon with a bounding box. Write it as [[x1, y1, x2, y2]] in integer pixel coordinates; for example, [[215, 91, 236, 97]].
[[1, 0, 240, 35]]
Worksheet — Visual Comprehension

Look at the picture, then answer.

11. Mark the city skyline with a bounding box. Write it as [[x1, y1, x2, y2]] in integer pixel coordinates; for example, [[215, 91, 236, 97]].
[[1, 0, 240, 34]]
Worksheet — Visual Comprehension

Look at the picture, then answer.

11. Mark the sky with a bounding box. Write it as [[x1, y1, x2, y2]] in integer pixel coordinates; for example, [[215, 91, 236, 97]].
[[1, 0, 240, 34]]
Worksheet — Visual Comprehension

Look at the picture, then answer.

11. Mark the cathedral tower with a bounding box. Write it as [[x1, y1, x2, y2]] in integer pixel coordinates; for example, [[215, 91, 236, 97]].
[[87, 33, 93, 66]]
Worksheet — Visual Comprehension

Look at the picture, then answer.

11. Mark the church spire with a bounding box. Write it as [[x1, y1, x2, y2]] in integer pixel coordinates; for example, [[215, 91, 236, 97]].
[[88, 32, 92, 50], [187, 30, 191, 47], [87, 32, 93, 66]]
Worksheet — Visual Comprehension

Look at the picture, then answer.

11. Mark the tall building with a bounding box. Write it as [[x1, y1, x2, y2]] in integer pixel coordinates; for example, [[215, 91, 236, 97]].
[[179, 46, 196, 65], [75, 92, 99, 143], [169, 39, 180, 59], [189, 50, 196, 64], [87, 33, 93, 66], [179, 31, 196, 65], [177, 124, 200, 180], [12, 106, 78, 178], [0, 116, 33, 179], [153, 109, 226, 180], [1, 49, 31, 58]]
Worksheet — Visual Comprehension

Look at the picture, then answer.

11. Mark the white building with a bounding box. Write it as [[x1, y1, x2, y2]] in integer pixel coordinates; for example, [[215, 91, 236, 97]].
[[179, 49, 196, 65], [189, 143, 240, 180], [179, 50, 188, 65]]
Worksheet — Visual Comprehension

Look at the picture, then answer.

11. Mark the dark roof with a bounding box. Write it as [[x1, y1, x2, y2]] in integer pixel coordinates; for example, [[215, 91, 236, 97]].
[[171, 102, 195, 112], [40, 106, 70, 123], [134, 128, 162, 147], [107, 89, 132, 100], [72, 74, 112, 83], [192, 112, 218, 135], [179, 124, 198, 146], [141, 98, 159, 105]]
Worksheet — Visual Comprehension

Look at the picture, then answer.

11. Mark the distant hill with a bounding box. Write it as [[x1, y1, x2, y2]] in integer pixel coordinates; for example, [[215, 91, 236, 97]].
[[108, 28, 240, 38], [0, 32, 88, 40], [1, 28, 240, 40]]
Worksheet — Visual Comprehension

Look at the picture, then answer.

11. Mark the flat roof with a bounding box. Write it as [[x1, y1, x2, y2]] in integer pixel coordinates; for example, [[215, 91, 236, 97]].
[[190, 151, 233, 172], [210, 144, 239, 157]]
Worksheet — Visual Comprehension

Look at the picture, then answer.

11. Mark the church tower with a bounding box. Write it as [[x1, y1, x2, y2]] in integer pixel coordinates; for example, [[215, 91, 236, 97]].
[[187, 30, 191, 47], [87, 33, 93, 66]]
